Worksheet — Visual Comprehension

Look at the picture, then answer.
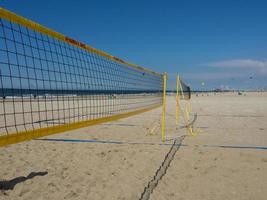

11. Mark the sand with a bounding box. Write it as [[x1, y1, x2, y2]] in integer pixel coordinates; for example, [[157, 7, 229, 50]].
[[0, 92, 267, 200]]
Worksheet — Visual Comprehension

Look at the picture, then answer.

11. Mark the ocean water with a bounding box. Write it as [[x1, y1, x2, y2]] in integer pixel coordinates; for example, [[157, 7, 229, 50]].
[[0, 88, 162, 98]]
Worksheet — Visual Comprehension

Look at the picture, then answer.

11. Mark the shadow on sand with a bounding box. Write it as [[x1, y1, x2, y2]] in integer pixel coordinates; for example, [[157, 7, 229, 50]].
[[0, 171, 48, 190]]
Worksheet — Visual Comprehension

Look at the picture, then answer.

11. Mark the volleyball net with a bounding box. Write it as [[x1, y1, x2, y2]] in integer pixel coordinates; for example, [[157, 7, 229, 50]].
[[177, 76, 191, 100], [175, 75, 195, 135], [0, 8, 165, 147]]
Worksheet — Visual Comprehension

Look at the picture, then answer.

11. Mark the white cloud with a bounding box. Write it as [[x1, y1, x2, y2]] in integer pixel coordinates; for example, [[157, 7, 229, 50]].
[[168, 59, 267, 85], [207, 59, 267, 74], [181, 72, 245, 80]]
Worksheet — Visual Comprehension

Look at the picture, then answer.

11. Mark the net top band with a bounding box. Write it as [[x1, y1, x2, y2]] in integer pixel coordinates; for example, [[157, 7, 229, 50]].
[[0, 7, 162, 77]]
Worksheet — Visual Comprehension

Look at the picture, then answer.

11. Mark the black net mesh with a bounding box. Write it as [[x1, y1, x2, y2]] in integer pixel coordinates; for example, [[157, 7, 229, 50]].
[[0, 17, 163, 135], [178, 77, 191, 100]]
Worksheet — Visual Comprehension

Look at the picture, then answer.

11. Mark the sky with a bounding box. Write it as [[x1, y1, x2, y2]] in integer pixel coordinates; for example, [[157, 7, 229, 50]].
[[1, 0, 267, 90]]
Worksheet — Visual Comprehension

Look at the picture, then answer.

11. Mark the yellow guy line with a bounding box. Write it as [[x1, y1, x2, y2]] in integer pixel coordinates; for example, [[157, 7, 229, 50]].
[[148, 119, 160, 135], [0, 7, 162, 77], [0, 104, 161, 147], [177, 99, 196, 136]]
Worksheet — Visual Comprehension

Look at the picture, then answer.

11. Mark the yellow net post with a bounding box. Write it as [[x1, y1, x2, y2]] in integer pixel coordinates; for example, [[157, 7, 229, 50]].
[[175, 75, 180, 125], [161, 73, 167, 142]]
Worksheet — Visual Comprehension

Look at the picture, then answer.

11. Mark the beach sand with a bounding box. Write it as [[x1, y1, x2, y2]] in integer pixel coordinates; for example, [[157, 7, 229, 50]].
[[1, 92, 267, 200]]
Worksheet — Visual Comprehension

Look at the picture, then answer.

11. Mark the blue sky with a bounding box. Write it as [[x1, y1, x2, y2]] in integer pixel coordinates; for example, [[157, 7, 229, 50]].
[[1, 0, 267, 90]]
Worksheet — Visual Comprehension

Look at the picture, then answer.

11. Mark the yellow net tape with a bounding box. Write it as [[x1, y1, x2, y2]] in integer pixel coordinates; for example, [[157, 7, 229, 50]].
[[0, 8, 164, 147]]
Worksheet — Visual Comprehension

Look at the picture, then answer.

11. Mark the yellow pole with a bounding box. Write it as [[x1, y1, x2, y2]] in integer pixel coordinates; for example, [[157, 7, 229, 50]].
[[176, 75, 180, 125], [161, 73, 167, 142]]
